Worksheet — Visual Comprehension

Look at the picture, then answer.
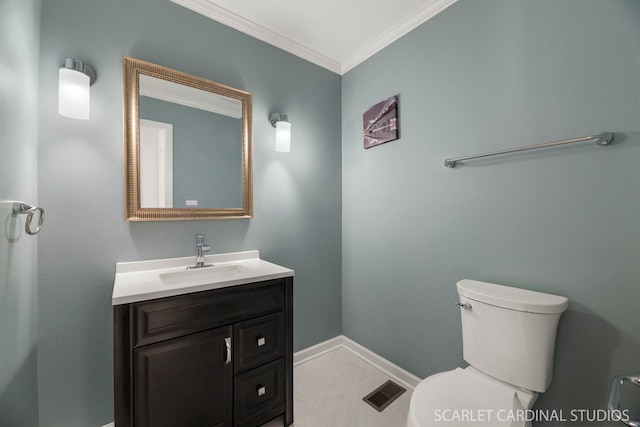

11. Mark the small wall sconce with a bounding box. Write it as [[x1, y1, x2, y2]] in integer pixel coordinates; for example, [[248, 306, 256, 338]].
[[59, 57, 96, 120], [270, 113, 291, 152]]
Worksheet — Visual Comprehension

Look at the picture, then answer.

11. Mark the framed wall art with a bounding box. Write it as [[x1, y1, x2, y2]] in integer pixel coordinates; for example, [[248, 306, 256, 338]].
[[363, 95, 399, 149]]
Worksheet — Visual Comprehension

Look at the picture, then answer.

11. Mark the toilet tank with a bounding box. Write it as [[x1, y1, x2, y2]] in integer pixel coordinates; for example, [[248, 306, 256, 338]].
[[457, 279, 568, 393]]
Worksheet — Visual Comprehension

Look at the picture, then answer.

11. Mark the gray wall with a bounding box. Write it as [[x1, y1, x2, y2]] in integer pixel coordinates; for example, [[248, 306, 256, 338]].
[[342, 0, 640, 423], [37, 0, 342, 425], [0, 0, 41, 425]]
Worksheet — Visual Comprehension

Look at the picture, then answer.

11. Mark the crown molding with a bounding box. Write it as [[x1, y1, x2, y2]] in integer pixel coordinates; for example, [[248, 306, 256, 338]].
[[171, 0, 457, 75], [340, 0, 458, 74], [171, 0, 342, 74]]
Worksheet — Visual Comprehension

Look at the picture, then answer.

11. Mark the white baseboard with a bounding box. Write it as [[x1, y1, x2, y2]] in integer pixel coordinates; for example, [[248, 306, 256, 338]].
[[294, 335, 422, 390], [293, 335, 345, 365], [101, 423, 114, 427]]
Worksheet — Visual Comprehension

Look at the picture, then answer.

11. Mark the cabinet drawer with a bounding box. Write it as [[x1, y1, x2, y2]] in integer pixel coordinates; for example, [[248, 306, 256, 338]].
[[133, 279, 284, 347], [234, 359, 286, 427], [235, 312, 285, 374]]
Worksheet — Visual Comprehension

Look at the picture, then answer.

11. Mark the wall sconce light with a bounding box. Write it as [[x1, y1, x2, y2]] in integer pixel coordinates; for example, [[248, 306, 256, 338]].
[[270, 113, 291, 152], [59, 57, 96, 120]]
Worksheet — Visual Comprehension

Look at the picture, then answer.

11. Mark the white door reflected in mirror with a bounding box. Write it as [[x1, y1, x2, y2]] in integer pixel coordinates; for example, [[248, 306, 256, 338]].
[[140, 119, 173, 208]]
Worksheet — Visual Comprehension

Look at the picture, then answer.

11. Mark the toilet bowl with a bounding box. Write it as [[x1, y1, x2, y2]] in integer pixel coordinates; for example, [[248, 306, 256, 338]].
[[408, 367, 537, 427], [408, 280, 568, 427]]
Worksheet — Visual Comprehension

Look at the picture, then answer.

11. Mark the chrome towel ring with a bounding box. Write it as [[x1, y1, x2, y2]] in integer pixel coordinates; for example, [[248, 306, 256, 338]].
[[12, 201, 45, 235]]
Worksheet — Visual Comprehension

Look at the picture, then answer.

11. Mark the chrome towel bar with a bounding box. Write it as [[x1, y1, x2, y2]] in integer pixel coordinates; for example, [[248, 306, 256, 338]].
[[12, 201, 45, 235], [444, 132, 613, 168]]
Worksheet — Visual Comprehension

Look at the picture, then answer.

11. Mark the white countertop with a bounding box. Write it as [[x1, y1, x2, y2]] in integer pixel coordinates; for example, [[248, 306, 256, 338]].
[[112, 250, 294, 305]]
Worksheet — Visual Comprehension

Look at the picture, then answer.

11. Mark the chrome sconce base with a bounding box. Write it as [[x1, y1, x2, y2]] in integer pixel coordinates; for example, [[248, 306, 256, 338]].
[[61, 57, 96, 85], [270, 113, 288, 127]]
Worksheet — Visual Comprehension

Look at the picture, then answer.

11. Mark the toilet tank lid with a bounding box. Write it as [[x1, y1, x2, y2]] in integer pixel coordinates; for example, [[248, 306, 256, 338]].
[[457, 280, 569, 314]]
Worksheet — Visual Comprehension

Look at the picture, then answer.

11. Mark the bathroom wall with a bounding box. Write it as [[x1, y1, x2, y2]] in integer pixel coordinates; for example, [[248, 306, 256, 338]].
[[37, 0, 341, 425], [342, 0, 640, 423], [0, 0, 41, 425]]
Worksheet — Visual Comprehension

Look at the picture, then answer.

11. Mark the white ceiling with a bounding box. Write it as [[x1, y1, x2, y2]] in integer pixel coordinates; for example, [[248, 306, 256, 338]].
[[170, 0, 458, 75]]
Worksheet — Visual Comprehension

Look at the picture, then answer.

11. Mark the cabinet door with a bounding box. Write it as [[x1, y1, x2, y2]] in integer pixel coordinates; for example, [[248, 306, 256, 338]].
[[134, 326, 233, 427]]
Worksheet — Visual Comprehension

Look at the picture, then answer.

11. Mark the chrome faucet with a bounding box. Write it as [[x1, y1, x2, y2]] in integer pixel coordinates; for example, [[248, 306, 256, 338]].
[[188, 234, 213, 269]]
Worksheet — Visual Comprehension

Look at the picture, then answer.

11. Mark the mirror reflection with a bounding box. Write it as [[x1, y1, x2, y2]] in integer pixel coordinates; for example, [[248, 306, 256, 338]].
[[123, 57, 253, 221], [138, 75, 243, 209]]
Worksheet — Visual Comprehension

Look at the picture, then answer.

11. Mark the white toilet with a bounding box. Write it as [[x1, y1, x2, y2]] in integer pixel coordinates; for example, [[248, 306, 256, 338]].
[[408, 279, 568, 427]]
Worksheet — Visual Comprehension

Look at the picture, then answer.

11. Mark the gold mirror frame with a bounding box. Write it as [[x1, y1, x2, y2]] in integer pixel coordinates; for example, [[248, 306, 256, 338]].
[[123, 56, 253, 221]]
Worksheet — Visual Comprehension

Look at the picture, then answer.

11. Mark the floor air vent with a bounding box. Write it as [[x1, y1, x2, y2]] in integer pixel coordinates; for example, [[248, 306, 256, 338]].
[[363, 380, 406, 412]]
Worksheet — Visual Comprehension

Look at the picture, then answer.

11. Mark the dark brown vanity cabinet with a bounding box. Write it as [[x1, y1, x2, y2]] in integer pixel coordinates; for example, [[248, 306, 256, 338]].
[[114, 277, 293, 427]]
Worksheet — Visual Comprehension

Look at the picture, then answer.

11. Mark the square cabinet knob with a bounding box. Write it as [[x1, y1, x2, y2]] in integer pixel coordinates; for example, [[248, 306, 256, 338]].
[[257, 385, 266, 396]]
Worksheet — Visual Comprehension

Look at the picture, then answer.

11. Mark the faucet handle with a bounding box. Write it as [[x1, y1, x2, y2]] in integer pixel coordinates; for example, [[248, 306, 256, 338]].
[[196, 234, 210, 253]]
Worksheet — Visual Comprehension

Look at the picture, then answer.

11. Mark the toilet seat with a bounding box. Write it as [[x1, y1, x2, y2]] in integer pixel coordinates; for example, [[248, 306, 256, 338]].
[[408, 367, 537, 427]]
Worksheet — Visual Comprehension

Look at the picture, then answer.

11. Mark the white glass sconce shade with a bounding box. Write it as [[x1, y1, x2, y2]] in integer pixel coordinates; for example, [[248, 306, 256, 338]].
[[275, 120, 291, 152], [59, 68, 89, 119], [59, 58, 96, 120], [270, 113, 291, 152]]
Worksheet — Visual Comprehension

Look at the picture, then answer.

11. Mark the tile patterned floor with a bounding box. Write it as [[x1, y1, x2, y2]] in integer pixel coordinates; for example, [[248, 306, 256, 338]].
[[263, 347, 412, 427]]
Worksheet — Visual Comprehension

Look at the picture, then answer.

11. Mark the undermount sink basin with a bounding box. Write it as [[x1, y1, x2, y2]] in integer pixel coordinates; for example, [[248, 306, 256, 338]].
[[160, 264, 245, 286]]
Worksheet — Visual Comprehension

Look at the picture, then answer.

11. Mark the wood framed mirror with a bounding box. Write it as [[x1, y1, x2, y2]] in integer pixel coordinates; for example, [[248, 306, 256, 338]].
[[123, 56, 252, 221]]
